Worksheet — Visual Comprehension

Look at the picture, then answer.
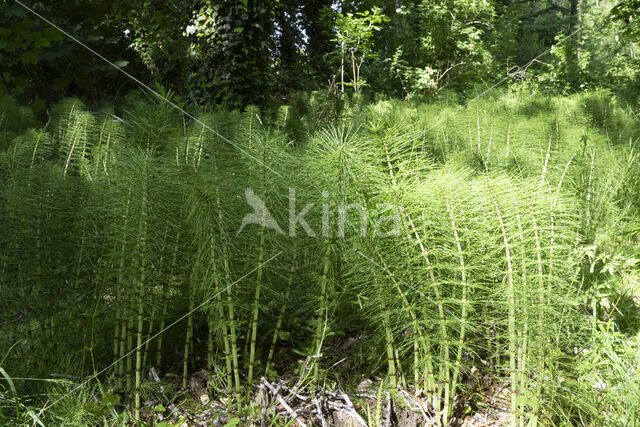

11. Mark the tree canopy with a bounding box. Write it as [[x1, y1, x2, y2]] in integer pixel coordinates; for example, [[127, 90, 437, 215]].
[[2, 1, 640, 425], [1, 0, 637, 109]]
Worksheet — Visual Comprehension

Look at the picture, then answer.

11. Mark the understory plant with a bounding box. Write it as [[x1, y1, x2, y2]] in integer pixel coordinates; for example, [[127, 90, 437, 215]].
[[1, 90, 639, 425]]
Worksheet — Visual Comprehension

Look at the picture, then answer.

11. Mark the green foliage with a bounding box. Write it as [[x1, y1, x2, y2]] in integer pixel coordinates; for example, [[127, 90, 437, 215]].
[[333, 6, 389, 93], [611, 0, 640, 37], [187, 0, 275, 107], [1, 0, 637, 109], [541, 2, 638, 94], [0, 1, 138, 107], [1, 90, 640, 424], [125, 0, 193, 88], [0, 94, 36, 150], [380, 0, 495, 96]]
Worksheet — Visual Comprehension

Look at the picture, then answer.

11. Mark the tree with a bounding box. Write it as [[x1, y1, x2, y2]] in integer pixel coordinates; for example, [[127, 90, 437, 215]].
[[377, 0, 495, 96], [0, 0, 140, 108], [333, 6, 388, 94], [125, 0, 195, 96], [187, 0, 275, 107], [610, 0, 640, 37]]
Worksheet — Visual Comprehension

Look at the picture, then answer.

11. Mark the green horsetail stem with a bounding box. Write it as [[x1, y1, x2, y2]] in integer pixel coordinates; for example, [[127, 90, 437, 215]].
[[62, 107, 80, 176], [94, 116, 108, 176], [142, 304, 156, 370], [248, 141, 270, 389], [354, 175, 397, 388], [209, 228, 233, 397], [311, 140, 345, 386], [395, 348, 407, 389], [213, 280, 233, 400], [524, 187, 547, 420], [141, 230, 166, 372], [248, 218, 266, 387], [156, 292, 169, 368], [183, 285, 195, 390], [213, 155, 241, 404], [35, 201, 45, 372], [486, 175, 517, 427], [414, 340, 420, 392], [224, 254, 241, 401], [373, 249, 435, 397], [507, 178, 529, 424], [28, 131, 44, 169], [207, 317, 214, 384], [118, 297, 128, 384], [541, 135, 553, 183], [486, 126, 493, 166], [556, 147, 581, 198], [354, 173, 398, 388], [157, 231, 180, 369], [379, 281, 397, 388], [266, 241, 297, 376], [194, 185, 233, 395], [212, 149, 241, 404], [134, 161, 149, 420], [445, 200, 469, 422], [124, 316, 133, 393], [72, 207, 87, 293], [115, 188, 132, 385], [312, 234, 332, 384], [355, 157, 434, 397], [554, 119, 560, 153], [382, 136, 448, 415]]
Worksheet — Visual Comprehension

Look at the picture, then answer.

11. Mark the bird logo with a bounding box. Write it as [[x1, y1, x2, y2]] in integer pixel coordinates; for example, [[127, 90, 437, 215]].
[[237, 188, 284, 236]]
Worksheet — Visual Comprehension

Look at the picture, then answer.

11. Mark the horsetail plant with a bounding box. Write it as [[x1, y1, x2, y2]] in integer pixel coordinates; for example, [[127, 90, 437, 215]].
[[486, 173, 518, 426], [0, 93, 635, 426], [133, 151, 149, 420], [266, 240, 297, 376]]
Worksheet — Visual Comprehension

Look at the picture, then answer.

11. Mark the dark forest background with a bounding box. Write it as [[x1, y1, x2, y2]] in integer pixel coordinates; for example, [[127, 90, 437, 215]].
[[1, 0, 638, 112]]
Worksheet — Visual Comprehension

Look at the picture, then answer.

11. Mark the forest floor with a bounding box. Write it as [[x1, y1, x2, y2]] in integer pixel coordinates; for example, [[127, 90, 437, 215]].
[[139, 333, 516, 426], [148, 371, 514, 426]]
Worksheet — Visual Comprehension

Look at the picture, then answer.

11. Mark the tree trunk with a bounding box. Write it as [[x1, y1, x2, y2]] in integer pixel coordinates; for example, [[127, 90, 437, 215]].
[[577, 0, 584, 58], [341, 45, 345, 93], [569, 0, 578, 34], [550, 0, 558, 24], [351, 50, 357, 93]]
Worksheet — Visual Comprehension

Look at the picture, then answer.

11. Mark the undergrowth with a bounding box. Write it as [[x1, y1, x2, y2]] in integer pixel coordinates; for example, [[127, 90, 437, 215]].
[[1, 89, 639, 426]]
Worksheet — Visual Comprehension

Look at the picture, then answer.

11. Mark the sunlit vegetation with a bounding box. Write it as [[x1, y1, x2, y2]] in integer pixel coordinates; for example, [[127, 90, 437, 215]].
[[1, 89, 639, 424]]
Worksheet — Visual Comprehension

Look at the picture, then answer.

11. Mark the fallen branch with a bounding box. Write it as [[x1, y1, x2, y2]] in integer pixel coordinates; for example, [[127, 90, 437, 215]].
[[262, 378, 307, 427], [314, 396, 328, 427]]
